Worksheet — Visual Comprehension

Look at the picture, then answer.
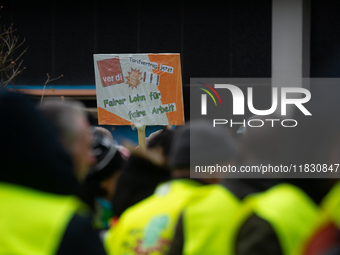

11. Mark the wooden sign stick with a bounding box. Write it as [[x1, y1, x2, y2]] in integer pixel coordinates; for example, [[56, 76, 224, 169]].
[[137, 125, 146, 151]]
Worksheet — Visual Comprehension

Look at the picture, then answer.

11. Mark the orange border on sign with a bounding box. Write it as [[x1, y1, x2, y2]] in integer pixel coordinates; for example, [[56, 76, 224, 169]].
[[98, 107, 134, 125], [148, 54, 185, 126], [97, 54, 185, 126]]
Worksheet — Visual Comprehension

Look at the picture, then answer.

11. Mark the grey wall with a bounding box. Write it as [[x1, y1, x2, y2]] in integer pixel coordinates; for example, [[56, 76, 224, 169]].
[[3, 0, 272, 87], [3, 0, 340, 123]]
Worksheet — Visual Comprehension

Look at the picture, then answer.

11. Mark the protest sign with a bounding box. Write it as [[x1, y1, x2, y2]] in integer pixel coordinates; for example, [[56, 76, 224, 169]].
[[94, 54, 185, 126]]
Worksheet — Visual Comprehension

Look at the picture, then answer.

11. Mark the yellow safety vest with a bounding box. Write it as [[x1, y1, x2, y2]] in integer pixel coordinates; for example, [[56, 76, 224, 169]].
[[293, 181, 340, 255], [183, 184, 241, 255], [321, 181, 340, 227], [227, 183, 320, 255], [0, 182, 81, 255], [105, 179, 204, 255]]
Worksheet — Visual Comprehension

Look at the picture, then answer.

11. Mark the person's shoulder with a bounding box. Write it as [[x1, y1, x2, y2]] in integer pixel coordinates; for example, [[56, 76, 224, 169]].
[[56, 213, 107, 255], [236, 214, 283, 255]]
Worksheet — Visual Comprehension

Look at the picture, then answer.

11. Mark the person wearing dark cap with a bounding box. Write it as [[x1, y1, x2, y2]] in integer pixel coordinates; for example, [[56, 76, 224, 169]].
[[0, 91, 106, 255], [105, 119, 240, 255], [79, 126, 125, 231]]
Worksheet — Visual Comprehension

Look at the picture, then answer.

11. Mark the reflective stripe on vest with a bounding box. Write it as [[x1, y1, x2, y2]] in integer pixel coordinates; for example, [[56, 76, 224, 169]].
[[0, 182, 80, 255], [183, 184, 241, 255], [105, 179, 204, 255]]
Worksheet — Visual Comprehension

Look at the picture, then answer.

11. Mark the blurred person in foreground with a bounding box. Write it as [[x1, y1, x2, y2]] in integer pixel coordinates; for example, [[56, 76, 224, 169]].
[[39, 99, 96, 182], [289, 84, 340, 255], [223, 115, 283, 200], [230, 84, 340, 255], [0, 91, 106, 255], [79, 126, 125, 231], [112, 128, 174, 217], [105, 119, 240, 255]]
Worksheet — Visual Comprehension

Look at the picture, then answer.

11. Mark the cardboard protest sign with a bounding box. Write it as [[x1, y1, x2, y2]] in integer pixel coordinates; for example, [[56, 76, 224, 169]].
[[94, 54, 185, 126]]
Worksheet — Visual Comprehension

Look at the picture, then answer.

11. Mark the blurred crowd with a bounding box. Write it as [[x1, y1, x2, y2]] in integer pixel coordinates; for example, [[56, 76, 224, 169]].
[[1, 88, 340, 255]]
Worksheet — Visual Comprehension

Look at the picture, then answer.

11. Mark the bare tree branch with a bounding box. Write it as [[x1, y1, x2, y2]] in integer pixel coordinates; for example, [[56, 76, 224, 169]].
[[40, 73, 64, 106], [0, 6, 28, 89]]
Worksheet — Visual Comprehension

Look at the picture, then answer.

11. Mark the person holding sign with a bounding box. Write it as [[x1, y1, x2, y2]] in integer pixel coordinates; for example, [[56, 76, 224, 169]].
[[104, 120, 239, 255], [112, 128, 174, 218]]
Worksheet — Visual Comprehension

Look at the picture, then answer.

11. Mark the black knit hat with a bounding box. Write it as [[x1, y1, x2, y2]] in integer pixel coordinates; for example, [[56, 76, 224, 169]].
[[79, 128, 125, 209], [86, 127, 124, 182]]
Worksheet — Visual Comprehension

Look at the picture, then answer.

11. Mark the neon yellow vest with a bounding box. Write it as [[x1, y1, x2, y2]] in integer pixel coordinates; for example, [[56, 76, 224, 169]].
[[0, 182, 81, 255], [183, 184, 241, 255], [105, 179, 204, 255], [321, 181, 340, 227], [293, 181, 340, 255], [227, 183, 319, 255]]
